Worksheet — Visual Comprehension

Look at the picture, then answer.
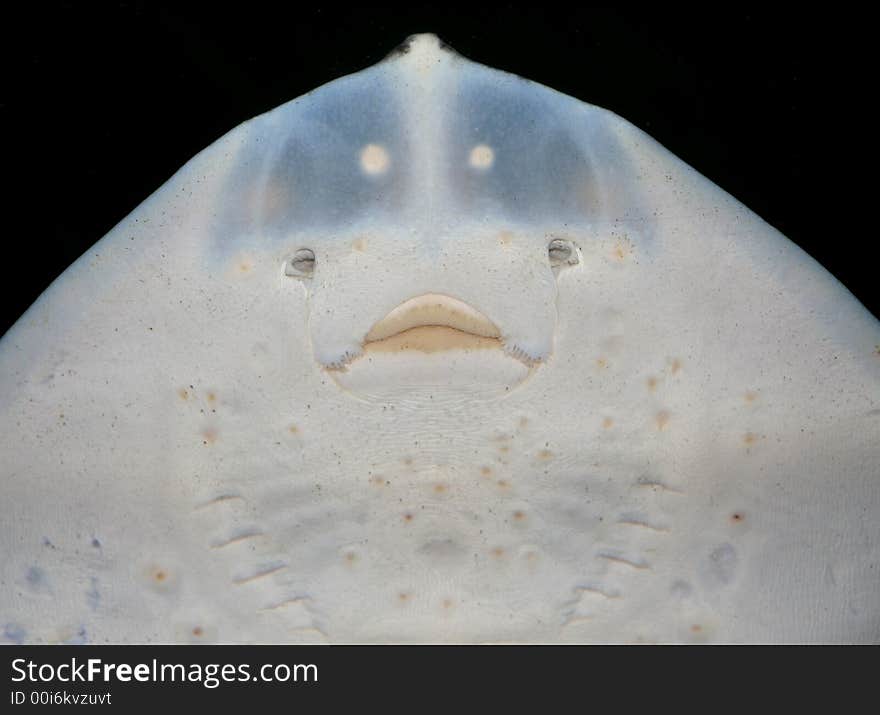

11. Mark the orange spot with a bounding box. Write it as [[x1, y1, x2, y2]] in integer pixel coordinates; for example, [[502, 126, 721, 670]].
[[177, 388, 189, 401], [744, 391, 758, 403], [646, 376, 658, 391], [491, 547, 505, 558], [499, 445, 510, 454], [537, 449, 554, 461], [369, 475, 387, 487], [602, 417, 614, 429], [730, 512, 745, 524], [655, 411, 670, 430], [513, 510, 526, 522], [595, 357, 609, 369], [442, 598, 454, 609], [496, 480, 510, 489], [670, 358, 682, 374], [402, 457, 413, 467], [153, 569, 167, 582], [518, 416, 529, 428], [398, 592, 410, 603], [690, 624, 703, 634], [201, 428, 218, 445], [612, 243, 630, 261], [192, 626, 203, 637], [743, 432, 759, 446], [206, 391, 217, 404], [498, 231, 513, 246], [403, 513, 414, 523], [480, 466, 493, 477], [344, 551, 358, 563], [433, 483, 448, 495], [352, 237, 368, 252], [288, 425, 299, 435]]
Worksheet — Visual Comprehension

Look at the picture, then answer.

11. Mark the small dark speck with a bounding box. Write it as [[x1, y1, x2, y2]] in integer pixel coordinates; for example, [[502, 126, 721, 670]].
[[92, 538, 101, 548], [25, 566, 45, 588], [87, 578, 100, 611], [65, 626, 88, 645]]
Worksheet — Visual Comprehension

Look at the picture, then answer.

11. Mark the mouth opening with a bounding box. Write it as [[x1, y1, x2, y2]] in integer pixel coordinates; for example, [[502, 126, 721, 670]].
[[363, 294, 503, 355], [328, 293, 537, 401]]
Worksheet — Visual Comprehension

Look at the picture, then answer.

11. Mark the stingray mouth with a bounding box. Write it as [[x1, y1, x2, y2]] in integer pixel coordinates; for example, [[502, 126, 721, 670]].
[[327, 294, 539, 399], [362, 294, 503, 356]]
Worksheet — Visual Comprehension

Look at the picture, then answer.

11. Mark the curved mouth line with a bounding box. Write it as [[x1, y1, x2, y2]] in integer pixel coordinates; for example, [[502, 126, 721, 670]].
[[364, 293, 501, 343], [324, 294, 541, 370]]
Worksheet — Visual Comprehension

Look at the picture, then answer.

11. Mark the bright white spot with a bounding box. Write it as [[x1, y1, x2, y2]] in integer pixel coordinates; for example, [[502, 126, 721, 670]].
[[469, 144, 494, 170], [360, 144, 390, 175]]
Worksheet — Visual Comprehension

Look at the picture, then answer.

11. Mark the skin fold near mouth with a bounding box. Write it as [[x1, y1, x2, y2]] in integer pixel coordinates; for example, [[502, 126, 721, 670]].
[[363, 294, 503, 355]]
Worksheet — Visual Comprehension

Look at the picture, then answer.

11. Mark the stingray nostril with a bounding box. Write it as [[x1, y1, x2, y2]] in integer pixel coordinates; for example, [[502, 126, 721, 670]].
[[285, 248, 315, 277], [548, 237, 578, 268]]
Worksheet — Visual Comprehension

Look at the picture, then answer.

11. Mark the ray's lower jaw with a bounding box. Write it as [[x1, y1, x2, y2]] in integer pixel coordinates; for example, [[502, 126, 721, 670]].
[[321, 294, 544, 371]]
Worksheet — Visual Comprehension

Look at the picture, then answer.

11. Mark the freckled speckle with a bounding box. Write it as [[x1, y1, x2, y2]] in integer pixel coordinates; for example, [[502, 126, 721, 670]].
[[611, 237, 633, 262], [146, 564, 176, 592], [743, 432, 760, 446]]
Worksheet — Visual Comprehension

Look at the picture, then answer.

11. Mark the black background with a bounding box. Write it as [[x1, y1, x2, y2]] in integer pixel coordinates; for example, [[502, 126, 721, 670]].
[[1, 4, 874, 338]]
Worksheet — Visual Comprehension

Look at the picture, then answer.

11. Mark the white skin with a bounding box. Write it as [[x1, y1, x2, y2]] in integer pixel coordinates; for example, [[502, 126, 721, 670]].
[[0, 35, 878, 644]]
